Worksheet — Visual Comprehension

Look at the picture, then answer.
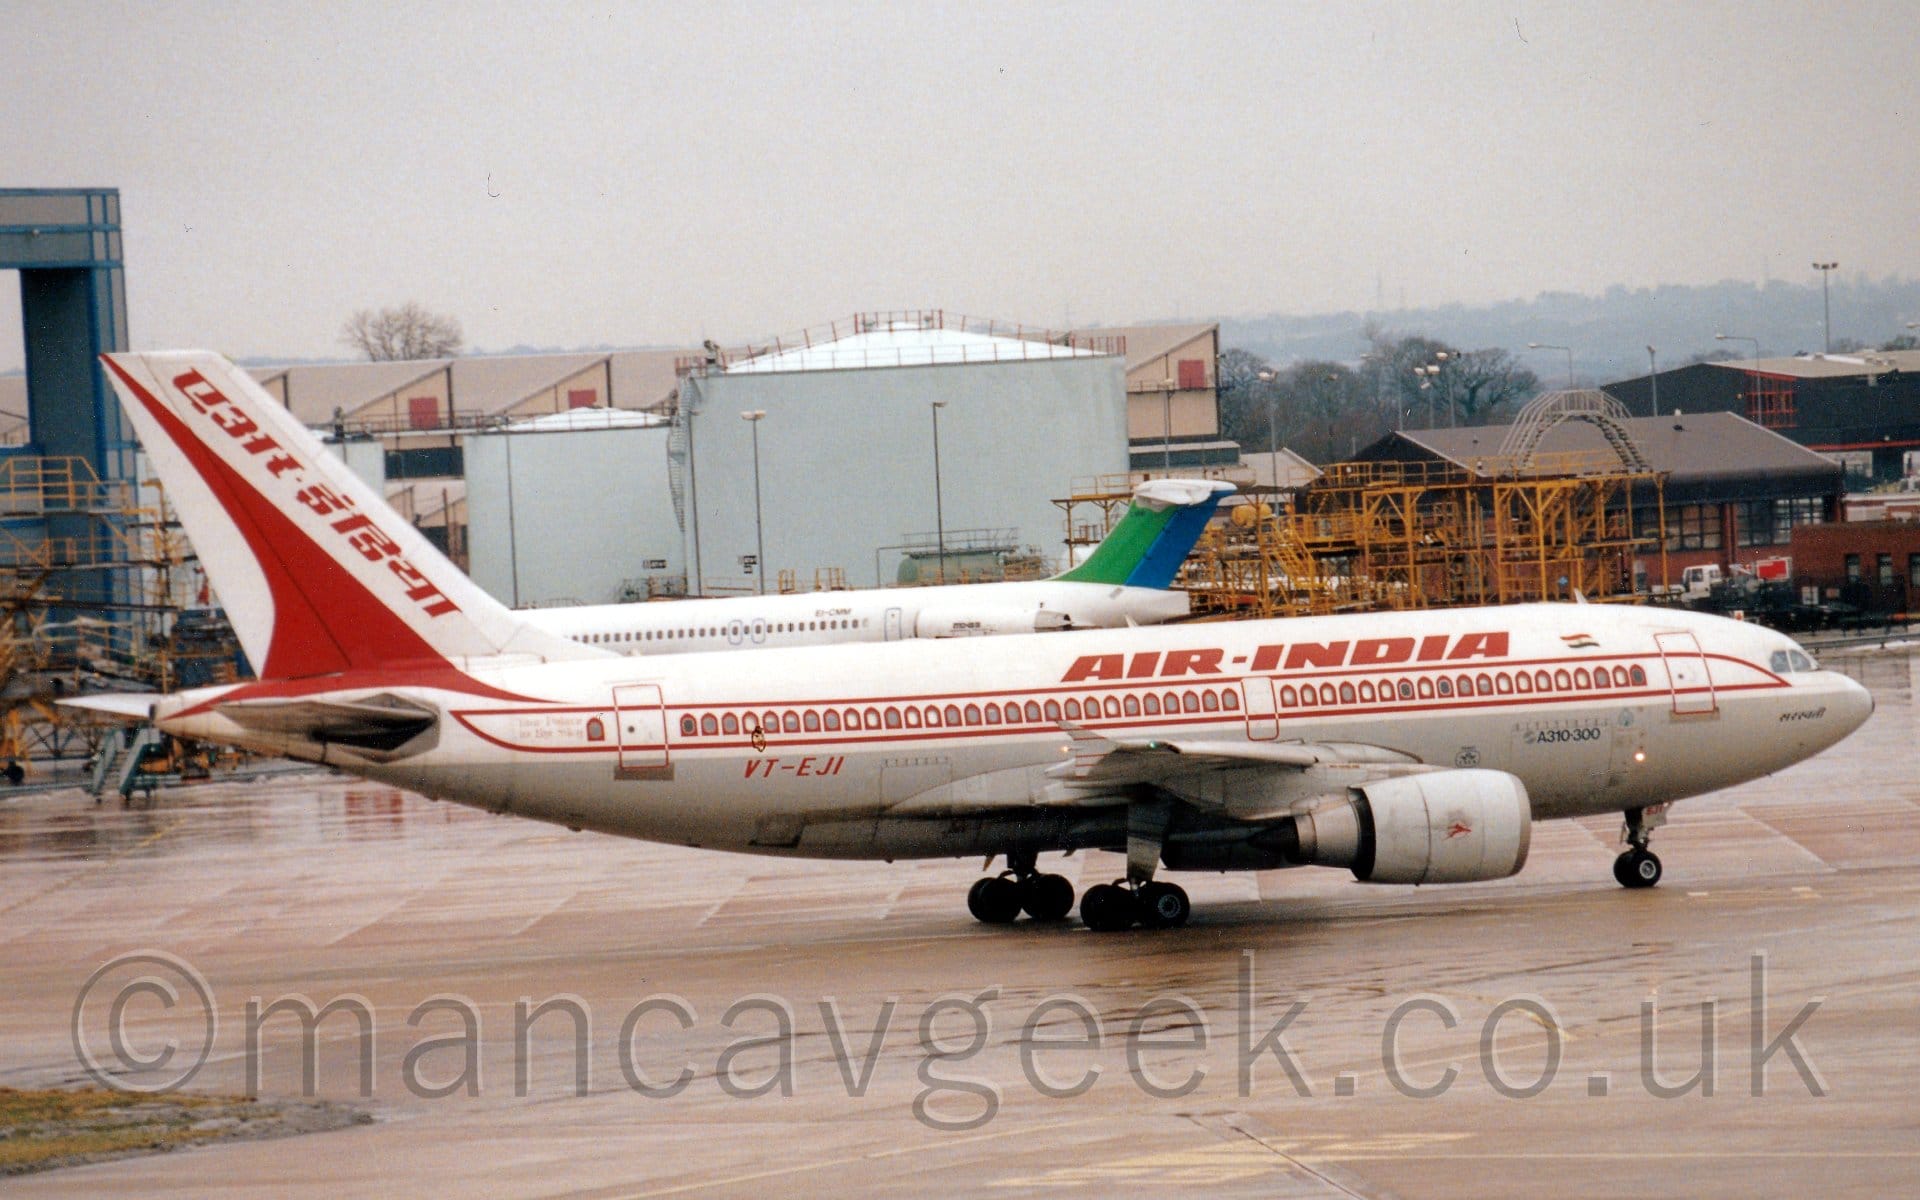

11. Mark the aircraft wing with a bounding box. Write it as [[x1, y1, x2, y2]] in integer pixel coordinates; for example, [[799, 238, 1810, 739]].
[[1048, 723, 1416, 782], [883, 725, 1431, 818]]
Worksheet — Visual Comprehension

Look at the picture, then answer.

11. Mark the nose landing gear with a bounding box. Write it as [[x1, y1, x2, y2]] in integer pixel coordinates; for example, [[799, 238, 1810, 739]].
[[1613, 804, 1667, 889]]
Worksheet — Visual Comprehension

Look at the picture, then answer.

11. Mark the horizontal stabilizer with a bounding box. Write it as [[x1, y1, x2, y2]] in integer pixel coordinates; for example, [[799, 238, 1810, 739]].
[[57, 693, 155, 721], [216, 693, 438, 752]]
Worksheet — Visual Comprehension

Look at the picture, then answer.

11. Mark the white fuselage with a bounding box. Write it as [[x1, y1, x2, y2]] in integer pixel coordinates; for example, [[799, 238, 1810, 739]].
[[158, 603, 1870, 867], [517, 579, 1191, 653]]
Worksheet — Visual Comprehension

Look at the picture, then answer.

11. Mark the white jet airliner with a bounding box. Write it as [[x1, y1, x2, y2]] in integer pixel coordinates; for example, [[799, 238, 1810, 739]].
[[519, 478, 1234, 653], [78, 352, 1872, 931]]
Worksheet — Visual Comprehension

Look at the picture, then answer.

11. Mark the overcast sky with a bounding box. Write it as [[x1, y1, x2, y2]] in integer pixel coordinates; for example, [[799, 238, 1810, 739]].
[[3, 1, 1914, 370]]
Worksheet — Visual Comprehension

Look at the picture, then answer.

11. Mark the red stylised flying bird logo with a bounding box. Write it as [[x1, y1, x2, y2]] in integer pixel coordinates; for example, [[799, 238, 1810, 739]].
[[1446, 821, 1473, 839]]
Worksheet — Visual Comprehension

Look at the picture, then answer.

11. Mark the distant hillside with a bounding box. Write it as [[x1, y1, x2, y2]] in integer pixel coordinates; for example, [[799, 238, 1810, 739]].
[[1215, 276, 1920, 386]]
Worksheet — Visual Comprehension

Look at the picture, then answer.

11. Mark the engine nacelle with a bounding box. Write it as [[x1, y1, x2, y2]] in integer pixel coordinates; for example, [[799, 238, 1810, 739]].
[[914, 607, 1069, 637], [1287, 769, 1532, 884]]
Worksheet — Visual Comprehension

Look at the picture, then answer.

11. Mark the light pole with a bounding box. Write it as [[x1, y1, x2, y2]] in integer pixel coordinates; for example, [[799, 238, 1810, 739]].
[[1313, 371, 1340, 461], [1413, 365, 1435, 427], [1256, 368, 1280, 464], [1434, 351, 1456, 427], [1715, 334, 1759, 420], [740, 410, 766, 595], [1646, 346, 1659, 417], [1813, 261, 1838, 352], [931, 400, 949, 584], [1161, 377, 1175, 473], [1526, 342, 1575, 388]]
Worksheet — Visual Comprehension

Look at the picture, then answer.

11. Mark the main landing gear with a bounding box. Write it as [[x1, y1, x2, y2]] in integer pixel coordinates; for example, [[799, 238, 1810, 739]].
[[966, 851, 1075, 924], [1077, 796, 1191, 932], [1079, 879, 1191, 932], [1613, 804, 1666, 889]]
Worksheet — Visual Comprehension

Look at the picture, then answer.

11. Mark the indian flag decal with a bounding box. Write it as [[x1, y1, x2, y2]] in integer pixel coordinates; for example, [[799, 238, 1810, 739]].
[[1562, 633, 1599, 649]]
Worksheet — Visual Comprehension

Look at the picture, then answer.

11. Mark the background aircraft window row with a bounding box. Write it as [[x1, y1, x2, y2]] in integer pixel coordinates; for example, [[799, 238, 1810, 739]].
[[1276, 664, 1648, 710], [670, 688, 1242, 739], [576, 617, 870, 646]]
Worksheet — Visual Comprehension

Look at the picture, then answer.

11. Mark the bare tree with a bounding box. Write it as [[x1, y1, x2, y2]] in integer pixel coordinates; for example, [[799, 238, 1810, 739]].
[[340, 302, 464, 361], [1446, 347, 1539, 424], [1361, 325, 1538, 427]]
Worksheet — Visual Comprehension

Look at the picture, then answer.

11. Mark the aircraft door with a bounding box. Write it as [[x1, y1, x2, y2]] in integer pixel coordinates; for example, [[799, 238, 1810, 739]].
[[613, 683, 673, 779], [884, 607, 904, 641], [1240, 677, 1279, 741], [1654, 631, 1717, 716]]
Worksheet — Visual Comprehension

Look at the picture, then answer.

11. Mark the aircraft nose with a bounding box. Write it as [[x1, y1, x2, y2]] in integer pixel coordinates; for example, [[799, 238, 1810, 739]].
[[1837, 673, 1874, 731]]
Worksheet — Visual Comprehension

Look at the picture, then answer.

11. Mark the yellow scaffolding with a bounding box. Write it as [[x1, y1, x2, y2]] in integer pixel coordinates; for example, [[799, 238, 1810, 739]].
[[0, 457, 217, 767], [1064, 452, 1673, 618]]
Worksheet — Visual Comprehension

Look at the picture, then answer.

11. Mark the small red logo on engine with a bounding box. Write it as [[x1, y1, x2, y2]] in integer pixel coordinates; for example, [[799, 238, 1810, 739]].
[[1446, 822, 1473, 839]]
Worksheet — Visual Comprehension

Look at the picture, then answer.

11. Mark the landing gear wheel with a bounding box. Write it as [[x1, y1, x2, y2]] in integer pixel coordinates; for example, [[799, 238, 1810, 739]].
[[1135, 881, 1192, 929], [1079, 883, 1138, 932], [1021, 873, 1075, 922], [1613, 849, 1662, 889], [967, 875, 1024, 923]]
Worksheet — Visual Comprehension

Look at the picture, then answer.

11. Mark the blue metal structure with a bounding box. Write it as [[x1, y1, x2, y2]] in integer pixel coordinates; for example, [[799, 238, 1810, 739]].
[[1, 188, 133, 610]]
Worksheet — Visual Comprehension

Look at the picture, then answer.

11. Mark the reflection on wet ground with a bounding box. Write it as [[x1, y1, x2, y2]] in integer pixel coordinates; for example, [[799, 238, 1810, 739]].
[[3, 648, 1918, 1199]]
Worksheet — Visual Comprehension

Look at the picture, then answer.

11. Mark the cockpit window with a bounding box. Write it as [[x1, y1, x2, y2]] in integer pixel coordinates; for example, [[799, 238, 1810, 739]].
[[1771, 648, 1819, 675]]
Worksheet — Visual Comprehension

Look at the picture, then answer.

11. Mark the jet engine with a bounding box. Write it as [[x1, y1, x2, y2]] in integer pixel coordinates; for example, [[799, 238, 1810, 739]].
[[913, 608, 1073, 638], [1284, 769, 1532, 884]]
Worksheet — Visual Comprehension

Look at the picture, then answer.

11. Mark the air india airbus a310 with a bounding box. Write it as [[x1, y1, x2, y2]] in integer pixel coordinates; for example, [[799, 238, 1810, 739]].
[[75, 352, 1872, 931]]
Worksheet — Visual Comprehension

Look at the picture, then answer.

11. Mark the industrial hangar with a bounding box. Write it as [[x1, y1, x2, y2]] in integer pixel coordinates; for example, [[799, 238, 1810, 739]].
[[1605, 349, 1920, 482], [238, 311, 1223, 606]]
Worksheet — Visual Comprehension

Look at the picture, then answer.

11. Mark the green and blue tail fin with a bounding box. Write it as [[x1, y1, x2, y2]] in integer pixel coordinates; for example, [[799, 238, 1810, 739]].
[[1054, 480, 1234, 589]]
